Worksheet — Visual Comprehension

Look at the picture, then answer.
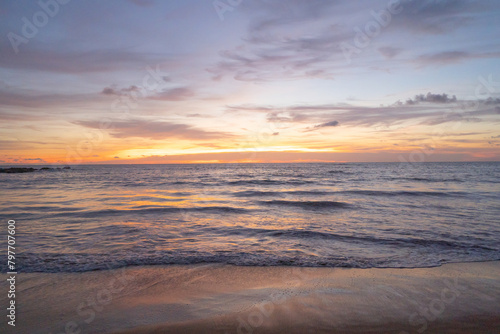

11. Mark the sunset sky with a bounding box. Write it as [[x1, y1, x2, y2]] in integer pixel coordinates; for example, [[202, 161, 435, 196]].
[[1, 0, 500, 164]]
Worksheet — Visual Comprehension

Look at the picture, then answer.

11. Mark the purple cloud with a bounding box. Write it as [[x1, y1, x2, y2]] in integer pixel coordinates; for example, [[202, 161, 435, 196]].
[[74, 118, 234, 140]]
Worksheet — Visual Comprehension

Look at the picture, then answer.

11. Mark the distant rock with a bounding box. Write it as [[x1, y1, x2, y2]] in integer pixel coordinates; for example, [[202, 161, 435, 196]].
[[40, 166, 71, 170], [0, 166, 71, 173], [0, 167, 36, 173]]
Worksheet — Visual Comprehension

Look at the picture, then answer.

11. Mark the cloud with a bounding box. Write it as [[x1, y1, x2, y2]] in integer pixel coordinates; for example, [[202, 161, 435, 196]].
[[304, 120, 340, 132], [208, 34, 345, 82], [414, 51, 500, 66], [100, 82, 195, 104], [24, 158, 46, 162], [0, 140, 60, 151], [392, 0, 477, 34], [415, 51, 469, 65], [314, 120, 339, 128], [228, 93, 500, 128], [244, 0, 342, 34], [378, 47, 402, 59], [0, 47, 169, 74], [214, 0, 500, 83], [101, 86, 140, 96], [149, 87, 195, 101], [208, 0, 500, 81], [102, 87, 116, 95], [451, 132, 487, 136], [100, 83, 194, 102], [0, 86, 99, 109], [74, 118, 233, 140], [0, 111, 48, 121], [484, 98, 500, 105], [207, 1, 354, 81], [405, 92, 457, 105]]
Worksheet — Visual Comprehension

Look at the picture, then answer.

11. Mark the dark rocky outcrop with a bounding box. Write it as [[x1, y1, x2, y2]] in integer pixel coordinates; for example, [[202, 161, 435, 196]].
[[0, 167, 36, 173], [0, 166, 71, 173]]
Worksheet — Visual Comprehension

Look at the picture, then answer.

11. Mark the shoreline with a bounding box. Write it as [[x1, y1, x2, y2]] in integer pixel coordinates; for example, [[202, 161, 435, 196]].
[[1, 261, 499, 333]]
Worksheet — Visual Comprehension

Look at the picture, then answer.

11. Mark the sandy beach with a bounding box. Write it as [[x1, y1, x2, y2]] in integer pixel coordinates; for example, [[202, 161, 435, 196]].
[[1, 261, 498, 334]]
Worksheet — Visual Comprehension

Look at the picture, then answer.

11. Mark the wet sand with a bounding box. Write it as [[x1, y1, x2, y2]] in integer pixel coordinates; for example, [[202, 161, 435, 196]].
[[1, 261, 499, 333]]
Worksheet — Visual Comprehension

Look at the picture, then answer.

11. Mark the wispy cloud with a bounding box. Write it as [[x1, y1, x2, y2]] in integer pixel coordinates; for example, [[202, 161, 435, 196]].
[[414, 51, 500, 66], [74, 118, 234, 141], [391, 0, 476, 34], [101, 86, 141, 96], [149, 87, 195, 101], [100, 84, 194, 101], [0, 48, 168, 74], [0, 86, 99, 109], [208, 0, 500, 81], [228, 93, 500, 128], [314, 120, 339, 128], [303, 120, 340, 132], [378, 47, 402, 59]]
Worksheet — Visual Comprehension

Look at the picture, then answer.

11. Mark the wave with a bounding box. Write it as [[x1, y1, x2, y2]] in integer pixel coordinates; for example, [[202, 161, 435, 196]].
[[0, 205, 84, 213], [217, 226, 497, 252], [233, 189, 463, 198], [8, 245, 498, 273], [232, 190, 330, 197], [328, 170, 353, 174], [227, 179, 314, 186], [339, 190, 466, 197], [387, 177, 464, 183], [1, 252, 357, 273], [258, 200, 351, 209], [46, 205, 252, 218], [233, 190, 280, 197]]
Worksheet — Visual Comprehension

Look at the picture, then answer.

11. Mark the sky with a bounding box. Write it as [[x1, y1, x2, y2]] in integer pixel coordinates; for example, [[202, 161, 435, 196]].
[[1, 0, 500, 164]]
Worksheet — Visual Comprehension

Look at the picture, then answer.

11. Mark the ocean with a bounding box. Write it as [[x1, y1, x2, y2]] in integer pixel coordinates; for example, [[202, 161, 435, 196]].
[[1, 162, 499, 272]]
